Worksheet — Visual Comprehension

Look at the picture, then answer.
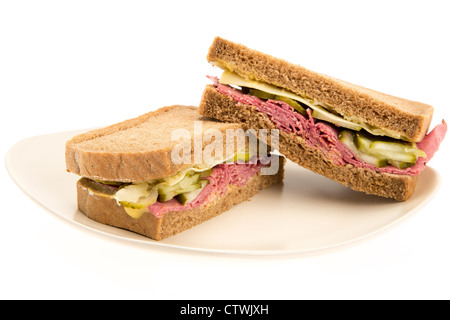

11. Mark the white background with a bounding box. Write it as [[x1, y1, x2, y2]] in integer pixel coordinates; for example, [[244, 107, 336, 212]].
[[1, 0, 449, 300]]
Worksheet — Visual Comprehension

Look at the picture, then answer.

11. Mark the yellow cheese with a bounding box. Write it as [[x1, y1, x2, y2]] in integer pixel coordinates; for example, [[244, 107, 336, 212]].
[[219, 71, 408, 140]]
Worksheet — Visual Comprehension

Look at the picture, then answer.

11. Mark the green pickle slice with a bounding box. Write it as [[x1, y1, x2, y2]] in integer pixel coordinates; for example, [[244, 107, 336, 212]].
[[157, 172, 203, 202], [114, 149, 257, 219], [274, 95, 307, 115], [245, 88, 307, 116], [370, 140, 426, 158], [387, 160, 415, 169], [175, 180, 210, 205], [199, 169, 212, 178], [247, 88, 275, 100], [340, 130, 426, 169], [339, 130, 387, 167]]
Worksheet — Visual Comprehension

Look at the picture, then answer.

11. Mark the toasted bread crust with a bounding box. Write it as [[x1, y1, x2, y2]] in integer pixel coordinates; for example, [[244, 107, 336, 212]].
[[207, 37, 433, 142], [77, 158, 285, 240], [65, 105, 241, 182], [199, 85, 418, 201]]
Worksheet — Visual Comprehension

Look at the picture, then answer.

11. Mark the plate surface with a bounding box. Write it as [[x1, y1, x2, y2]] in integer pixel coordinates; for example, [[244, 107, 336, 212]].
[[5, 129, 440, 255]]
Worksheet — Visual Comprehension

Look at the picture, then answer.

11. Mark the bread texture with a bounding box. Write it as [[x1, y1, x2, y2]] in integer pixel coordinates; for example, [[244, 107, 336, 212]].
[[77, 157, 285, 240], [199, 85, 418, 201], [207, 37, 433, 142], [65, 105, 241, 182]]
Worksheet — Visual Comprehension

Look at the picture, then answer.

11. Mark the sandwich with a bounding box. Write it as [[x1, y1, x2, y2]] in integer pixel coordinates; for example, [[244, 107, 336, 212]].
[[199, 37, 447, 201], [65, 105, 284, 240]]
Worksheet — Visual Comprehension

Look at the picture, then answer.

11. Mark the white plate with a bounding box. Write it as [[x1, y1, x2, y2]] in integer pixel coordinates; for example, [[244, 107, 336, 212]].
[[6, 129, 441, 256]]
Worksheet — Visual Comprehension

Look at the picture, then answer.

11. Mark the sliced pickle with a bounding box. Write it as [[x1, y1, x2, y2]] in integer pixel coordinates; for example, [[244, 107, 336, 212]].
[[163, 169, 190, 186], [355, 133, 421, 163], [158, 191, 177, 203], [199, 169, 212, 178], [180, 183, 203, 193], [119, 201, 146, 209], [175, 180, 209, 206], [339, 130, 387, 167], [93, 180, 127, 186], [174, 193, 190, 206], [158, 183, 202, 202], [114, 182, 150, 204], [339, 130, 423, 168], [370, 140, 426, 158], [382, 151, 416, 163], [245, 87, 307, 116], [158, 173, 202, 202], [185, 170, 196, 177], [387, 160, 415, 170], [112, 167, 215, 219], [354, 132, 373, 153], [177, 182, 202, 193], [338, 130, 355, 145], [274, 95, 307, 116], [81, 178, 117, 198], [247, 88, 275, 100], [119, 187, 158, 210], [178, 173, 200, 189]]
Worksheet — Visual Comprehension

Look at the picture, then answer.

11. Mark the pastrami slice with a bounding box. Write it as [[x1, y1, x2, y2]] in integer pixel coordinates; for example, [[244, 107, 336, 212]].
[[210, 79, 447, 176]]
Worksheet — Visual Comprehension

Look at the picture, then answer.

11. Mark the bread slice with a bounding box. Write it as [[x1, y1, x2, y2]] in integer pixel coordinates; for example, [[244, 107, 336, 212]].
[[77, 157, 285, 240], [66, 105, 242, 182], [199, 85, 418, 201], [207, 37, 433, 142]]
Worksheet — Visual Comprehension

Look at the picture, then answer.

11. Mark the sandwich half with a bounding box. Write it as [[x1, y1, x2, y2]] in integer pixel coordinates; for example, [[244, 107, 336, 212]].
[[66, 105, 285, 240], [199, 37, 447, 201]]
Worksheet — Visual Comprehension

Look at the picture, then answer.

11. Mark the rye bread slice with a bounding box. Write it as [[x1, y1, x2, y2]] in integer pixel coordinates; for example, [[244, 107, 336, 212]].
[[77, 157, 285, 240], [65, 105, 241, 182], [207, 37, 433, 142], [199, 85, 418, 201]]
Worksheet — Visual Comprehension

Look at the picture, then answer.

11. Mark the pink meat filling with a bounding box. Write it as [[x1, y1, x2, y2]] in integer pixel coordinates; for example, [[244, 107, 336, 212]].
[[209, 76, 447, 176], [147, 160, 265, 218]]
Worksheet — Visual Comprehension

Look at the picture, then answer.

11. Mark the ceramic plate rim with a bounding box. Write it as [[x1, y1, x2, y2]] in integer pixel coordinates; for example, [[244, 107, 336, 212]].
[[5, 129, 441, 256]]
